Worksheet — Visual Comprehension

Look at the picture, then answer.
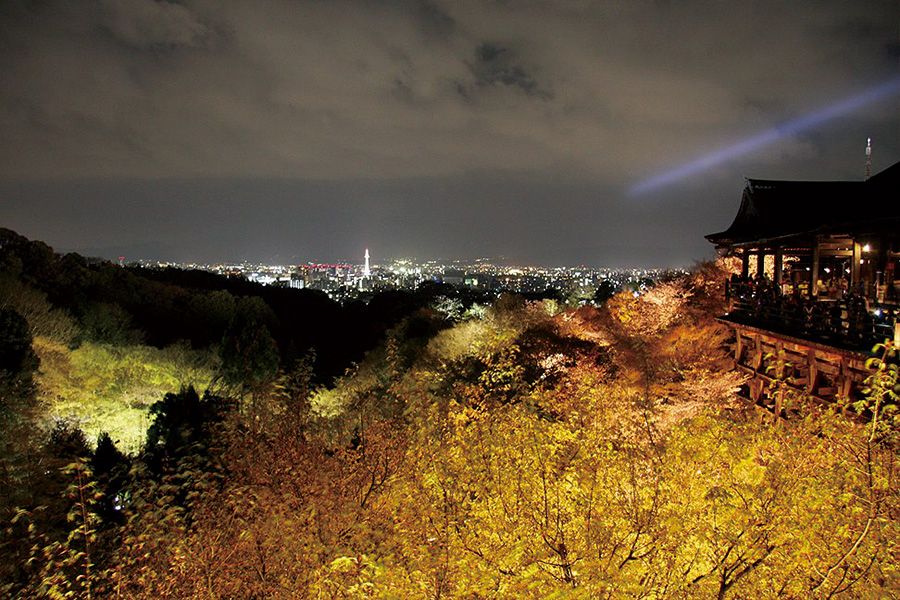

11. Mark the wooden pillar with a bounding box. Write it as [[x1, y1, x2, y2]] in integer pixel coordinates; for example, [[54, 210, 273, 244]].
[[751, 379, 763, 404], [840, 357, 853, 401], [773, 339, 785, 415], [876, 237, 889, 303], [886, 238, 896, 298], [810, 239, 820, 299], [741, 249, 749, 279], [806, 348, 818, 396], [756, 249, 765, 279], [753, 334, 763, 373], [774, 246, 783, 292], [851, 241, 861, 292]]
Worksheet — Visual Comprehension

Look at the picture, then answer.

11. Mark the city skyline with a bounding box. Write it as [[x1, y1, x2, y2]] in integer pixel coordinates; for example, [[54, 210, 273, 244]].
[[128, 250, 673, 306], [1, 1, 898, 268]]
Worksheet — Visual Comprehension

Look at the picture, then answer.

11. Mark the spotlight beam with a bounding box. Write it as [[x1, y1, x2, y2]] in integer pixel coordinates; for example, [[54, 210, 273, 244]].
[[629, 77, 900, 195]]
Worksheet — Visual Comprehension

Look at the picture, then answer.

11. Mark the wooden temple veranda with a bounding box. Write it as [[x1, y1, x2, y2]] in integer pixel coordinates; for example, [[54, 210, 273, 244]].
[[706, 160, 900, 417]]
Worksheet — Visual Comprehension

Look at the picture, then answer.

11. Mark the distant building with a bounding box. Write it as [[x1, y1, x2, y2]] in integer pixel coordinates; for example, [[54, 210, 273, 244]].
[[442, 269, 465, 286]]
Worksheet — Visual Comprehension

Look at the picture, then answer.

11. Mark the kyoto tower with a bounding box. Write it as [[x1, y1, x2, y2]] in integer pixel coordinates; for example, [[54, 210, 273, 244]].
[[364, 248, 371, 278]]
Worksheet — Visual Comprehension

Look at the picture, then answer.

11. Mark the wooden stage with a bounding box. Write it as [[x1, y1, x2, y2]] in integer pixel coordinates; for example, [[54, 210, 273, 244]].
[[720, 318, 874, 419]]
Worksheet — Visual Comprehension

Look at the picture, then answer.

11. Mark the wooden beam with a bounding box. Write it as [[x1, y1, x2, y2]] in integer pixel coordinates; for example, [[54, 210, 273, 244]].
[[877, 237, 889, 303], [774, 246, 783, 292], [753, 334, 763, 372]]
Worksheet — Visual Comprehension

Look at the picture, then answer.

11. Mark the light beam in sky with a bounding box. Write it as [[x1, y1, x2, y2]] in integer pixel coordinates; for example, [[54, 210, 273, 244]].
[[629, 77, 900, 195]]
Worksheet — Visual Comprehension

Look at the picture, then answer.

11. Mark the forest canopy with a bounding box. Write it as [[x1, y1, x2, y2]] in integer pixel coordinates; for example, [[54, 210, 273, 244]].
[[0, 228, 897, 599]]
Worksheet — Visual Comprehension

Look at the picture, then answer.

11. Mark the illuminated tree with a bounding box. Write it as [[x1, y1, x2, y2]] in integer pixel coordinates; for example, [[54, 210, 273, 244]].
[[4, 265, 899, 599]]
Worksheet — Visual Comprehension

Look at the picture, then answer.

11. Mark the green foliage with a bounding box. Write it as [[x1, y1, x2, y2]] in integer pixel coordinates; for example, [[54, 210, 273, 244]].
[[145, 387, 229, 464], [91, 432, 129, 524], [36, 340, 217, 454], [78, 302, 144, 346], [5, 458, 113, 599], [0, 308, 44, 516], [859, 341, 900, 438], [0, 307, 39, 397], [218, 296, 280, 390], [0, 276, 79, 346], [46, 419, 92, 460], [111, 456, 218, 598]]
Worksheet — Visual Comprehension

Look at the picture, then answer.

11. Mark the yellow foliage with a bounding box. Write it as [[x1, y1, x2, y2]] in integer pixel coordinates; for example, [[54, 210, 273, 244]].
[[47, 283, 899, 599], [33, 337, 216, 453], [607, 281, 692, 338]]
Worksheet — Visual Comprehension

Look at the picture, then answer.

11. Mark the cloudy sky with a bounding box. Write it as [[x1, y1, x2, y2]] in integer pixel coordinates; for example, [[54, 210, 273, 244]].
[[1, 0, 898, 267]]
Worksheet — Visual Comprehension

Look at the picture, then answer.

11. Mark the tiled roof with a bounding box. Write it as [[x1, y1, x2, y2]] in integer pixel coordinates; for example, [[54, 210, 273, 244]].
[[706, 161, 900, 247]]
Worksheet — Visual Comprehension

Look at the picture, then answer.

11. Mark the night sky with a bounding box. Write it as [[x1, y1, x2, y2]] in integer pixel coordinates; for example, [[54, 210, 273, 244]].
[[1, 1, 898, 268]]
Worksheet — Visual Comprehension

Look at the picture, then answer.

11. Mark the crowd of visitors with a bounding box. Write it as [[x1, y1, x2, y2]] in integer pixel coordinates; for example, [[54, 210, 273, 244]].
[[726, 274, 890, 348]]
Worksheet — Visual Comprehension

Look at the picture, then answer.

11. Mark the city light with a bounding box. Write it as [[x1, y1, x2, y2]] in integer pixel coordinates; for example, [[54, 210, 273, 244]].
[[135, 255, 680, 305]]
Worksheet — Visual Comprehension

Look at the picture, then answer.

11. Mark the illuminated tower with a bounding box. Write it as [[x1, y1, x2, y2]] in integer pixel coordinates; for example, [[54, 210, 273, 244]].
[[865, 137, 872, 181], [364, 248, 371, 278]]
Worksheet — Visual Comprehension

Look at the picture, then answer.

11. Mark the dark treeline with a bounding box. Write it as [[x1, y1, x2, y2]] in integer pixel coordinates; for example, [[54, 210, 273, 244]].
[[0, 227, 495, 384]]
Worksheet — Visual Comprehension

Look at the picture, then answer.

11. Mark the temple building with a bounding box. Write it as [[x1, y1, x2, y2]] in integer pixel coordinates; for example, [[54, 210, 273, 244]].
[[707, 160, 900, 417]]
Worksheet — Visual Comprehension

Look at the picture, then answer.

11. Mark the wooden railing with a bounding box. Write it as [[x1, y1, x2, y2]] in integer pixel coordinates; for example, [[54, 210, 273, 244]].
[[725, 284, 898, 351], [725, 322, 871, 418]]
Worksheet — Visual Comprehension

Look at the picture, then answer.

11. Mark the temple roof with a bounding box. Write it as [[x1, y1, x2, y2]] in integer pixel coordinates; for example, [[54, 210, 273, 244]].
[[706, 160, 900, 247]]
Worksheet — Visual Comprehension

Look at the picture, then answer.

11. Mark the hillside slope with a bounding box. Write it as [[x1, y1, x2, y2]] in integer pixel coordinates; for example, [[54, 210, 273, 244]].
[[0, 234, 897, 598]]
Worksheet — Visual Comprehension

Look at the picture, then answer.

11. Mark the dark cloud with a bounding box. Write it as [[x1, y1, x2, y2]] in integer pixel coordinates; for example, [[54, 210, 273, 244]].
[[0, 0, 897, 266], [412, 0, 457, 39], [97, 0, 213, 50], [465, 42, 550, 99]]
